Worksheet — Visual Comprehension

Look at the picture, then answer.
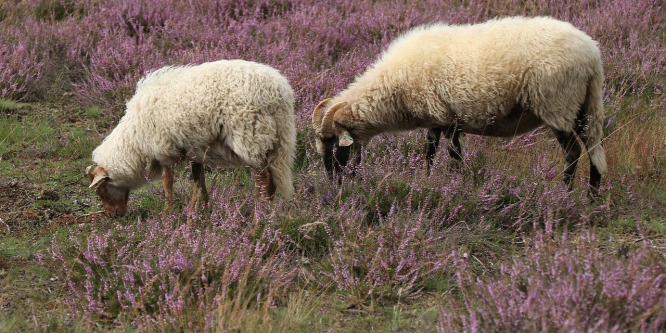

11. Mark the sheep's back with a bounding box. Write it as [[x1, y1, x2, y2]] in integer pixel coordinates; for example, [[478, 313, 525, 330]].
[[371, 16, 601, 126], [124, 60, 294, 165]]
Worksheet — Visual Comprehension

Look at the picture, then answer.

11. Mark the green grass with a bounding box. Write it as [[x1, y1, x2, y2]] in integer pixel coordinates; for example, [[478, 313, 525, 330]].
[[0, 118, 56, 151], [0, 98, 27, 112], [81, 106, 101, 117], [0, 235, 49, 261], [55, 124, 97, 159]]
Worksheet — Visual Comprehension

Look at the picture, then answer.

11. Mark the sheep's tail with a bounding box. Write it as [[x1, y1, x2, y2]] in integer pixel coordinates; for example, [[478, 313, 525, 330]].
[[268, 101, 297, 200], [581, 61, 607, 176]]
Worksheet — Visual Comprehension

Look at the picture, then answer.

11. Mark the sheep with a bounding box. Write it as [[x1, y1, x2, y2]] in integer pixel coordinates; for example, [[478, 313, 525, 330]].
[[86, 59, 296, 217], [312, 16, 607, 195]]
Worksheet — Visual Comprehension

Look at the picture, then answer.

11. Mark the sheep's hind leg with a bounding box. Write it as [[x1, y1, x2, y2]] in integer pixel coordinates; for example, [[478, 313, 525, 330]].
[[162, 166, 174, 212], [253, 167, 276, 201], [189, 161, 208, 209], [553, 130, 582, 189], [572, 114, 602, 196], [252, 166, 276, 223]]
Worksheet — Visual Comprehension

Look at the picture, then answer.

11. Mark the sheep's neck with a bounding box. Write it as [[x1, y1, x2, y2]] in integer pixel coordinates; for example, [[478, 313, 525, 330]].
[[95, 120, 152, 189], [338, 81, 424, 140]]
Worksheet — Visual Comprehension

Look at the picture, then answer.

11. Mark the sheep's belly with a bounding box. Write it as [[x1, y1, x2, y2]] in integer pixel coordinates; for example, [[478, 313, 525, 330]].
[[460, 108, 542, 138], [188, 143, 246, 168]]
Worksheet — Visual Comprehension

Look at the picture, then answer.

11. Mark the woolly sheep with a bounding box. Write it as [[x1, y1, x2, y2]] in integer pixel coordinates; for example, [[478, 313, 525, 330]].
[[86, 59, 296, 217], [312, 16, 607, 194]]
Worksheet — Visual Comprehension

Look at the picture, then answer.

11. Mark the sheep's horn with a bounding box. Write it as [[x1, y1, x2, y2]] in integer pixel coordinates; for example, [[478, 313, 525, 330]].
[[320, 102, 348, 138], [312, 98, 332, 131]]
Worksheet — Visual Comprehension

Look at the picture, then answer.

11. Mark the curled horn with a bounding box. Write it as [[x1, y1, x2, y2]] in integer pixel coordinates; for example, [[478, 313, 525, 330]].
[[320, 101, 348, 138], [312, 98, 332, 131]]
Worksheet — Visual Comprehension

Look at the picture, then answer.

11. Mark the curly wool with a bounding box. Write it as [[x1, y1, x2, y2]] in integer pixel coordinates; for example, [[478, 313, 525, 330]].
[[92, 59, 296, 198]]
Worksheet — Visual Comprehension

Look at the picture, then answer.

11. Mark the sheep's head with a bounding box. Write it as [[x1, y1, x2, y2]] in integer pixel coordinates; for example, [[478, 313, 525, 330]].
[[312, 98, 357, 179], [85, 164, 130, 217]]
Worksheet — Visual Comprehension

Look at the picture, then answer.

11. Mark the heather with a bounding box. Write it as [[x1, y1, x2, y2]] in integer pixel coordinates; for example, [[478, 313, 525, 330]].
[[438, 230, 666, 332], [1, 0, 665, 331]]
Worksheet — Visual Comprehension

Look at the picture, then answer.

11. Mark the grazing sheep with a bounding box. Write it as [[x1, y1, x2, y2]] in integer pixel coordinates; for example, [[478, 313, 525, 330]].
[[312, 16, 607, 194], [87, 59, 296, 217]]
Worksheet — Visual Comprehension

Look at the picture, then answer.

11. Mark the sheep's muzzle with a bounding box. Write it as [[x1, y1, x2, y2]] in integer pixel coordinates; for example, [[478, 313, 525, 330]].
[[86, 164, 130, 217], [312, 99, 354, 180], [95, 185, 130, 217]]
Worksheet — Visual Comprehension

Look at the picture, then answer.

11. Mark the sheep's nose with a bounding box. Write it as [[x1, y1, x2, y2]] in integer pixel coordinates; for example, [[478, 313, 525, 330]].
[[104, 207, 126, 218]]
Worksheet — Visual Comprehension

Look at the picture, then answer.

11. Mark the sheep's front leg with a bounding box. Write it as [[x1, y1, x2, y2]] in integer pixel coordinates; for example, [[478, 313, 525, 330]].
[[425, 127, 443, 172], [444, 127, 462, 162], [426, 126, 462, 172], [162, 166, 174, 211], [189, 161, 208, 209]]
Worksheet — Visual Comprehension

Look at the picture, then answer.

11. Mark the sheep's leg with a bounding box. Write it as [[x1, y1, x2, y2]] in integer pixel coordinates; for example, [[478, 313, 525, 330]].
[[353, 146, 362, 170], [425, 127, 443, 171], [252, 167, 275, 222], [588, 163, 602, 196], [189, 161, 208, 209], [162, 166, 174, 211], [572, 116, 602, 195], [253, 167, 276, 201], [346, 145, 363, 177], [426, 126, 462, 172], [553, 130, 582, 189], [444, 127, 462, 162]]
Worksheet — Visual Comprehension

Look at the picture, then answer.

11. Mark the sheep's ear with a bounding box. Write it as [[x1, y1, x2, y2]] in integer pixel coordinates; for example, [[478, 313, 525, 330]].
[[90, 173, 109, 189], [338, 130, 354, 147], [87, 165, 109, 189]]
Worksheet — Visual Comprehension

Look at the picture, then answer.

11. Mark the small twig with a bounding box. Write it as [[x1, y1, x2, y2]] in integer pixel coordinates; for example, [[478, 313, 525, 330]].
[[22, 173, 33, 184], [62, 180, 81, 187], [471, 255, 486, 269], [632, 234, 666, 245], [79, 210, 105, 217], [0, 217, 10, 233], [447, 220, 472, 231]]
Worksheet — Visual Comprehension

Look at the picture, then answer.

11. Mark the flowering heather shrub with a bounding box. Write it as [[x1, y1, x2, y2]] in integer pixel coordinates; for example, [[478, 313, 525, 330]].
[[355, 136, 591, 232], [438, 230, 666, 332], [320, 203, 452, 305], [0, 33, 45, 99], [51, 187, 298, 330], [285, 140, 592, 307]]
